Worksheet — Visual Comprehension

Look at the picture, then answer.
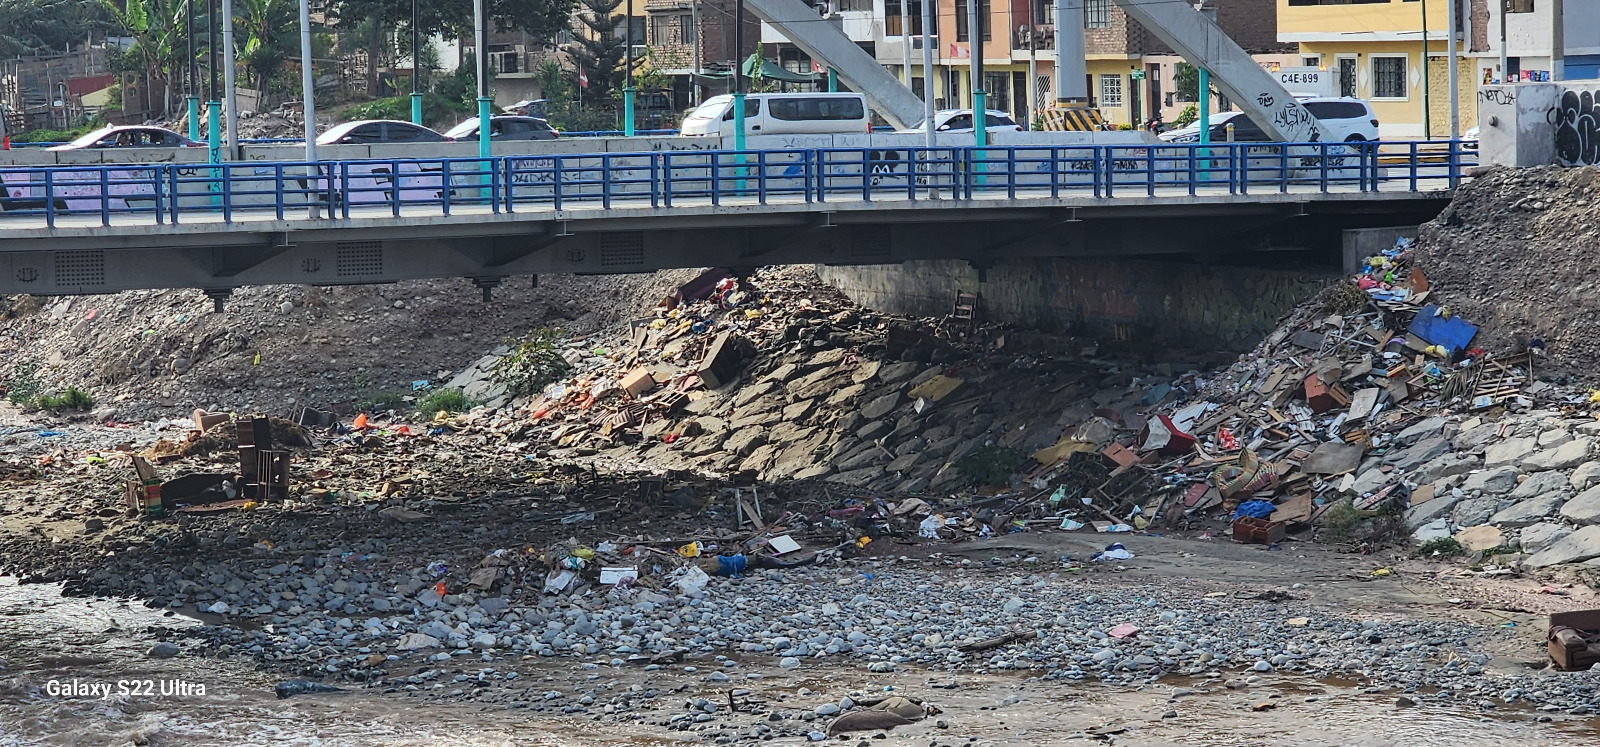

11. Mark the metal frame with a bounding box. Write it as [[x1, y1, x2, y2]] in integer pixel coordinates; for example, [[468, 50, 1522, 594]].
[[0, 141, 1472, 228]]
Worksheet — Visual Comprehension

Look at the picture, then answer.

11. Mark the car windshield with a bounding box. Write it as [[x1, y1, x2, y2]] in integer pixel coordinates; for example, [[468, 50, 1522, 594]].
[[66, 128, 117, 147], [685, 98, 729, 121], [443, 119, 480, 138]]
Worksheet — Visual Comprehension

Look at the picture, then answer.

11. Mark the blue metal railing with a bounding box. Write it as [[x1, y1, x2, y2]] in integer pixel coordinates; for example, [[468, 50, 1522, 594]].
[[0, 141, 1473, 228]]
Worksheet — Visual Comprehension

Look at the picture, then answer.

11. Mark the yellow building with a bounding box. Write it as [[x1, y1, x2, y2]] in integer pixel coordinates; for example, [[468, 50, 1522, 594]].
[[1277, 0, 1475, 139]]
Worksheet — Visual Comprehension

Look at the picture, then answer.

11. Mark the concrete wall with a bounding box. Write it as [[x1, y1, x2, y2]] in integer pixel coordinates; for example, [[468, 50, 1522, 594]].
[[816, 257, 1332, 351]]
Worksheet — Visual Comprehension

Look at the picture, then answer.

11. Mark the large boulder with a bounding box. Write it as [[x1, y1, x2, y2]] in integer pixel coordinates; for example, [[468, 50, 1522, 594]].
[[1394, 417, 1447, 447], [1525, 526, 1600, 568], [1519, 522, 1574, 553], [1490, 494, 1565, 527], [1386, 436, 1452, 472], [1509, 470, 1570, 501], [1451, 497, 1502, 528], [1412, 454, 1478, 485], [1572, 461, 1600, 490], [1459, 466, 1520, 496], [1406, 493, 1460, 530], [1522, 439, 1591, 472], [1453, 525, 1505, 553], [1559, 485, 1600, 524], [1484, 436, 1539, 469]]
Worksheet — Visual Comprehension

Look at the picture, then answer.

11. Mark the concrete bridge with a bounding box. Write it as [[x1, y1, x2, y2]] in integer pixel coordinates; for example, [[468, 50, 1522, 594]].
[[0, 142, 1469, 306]]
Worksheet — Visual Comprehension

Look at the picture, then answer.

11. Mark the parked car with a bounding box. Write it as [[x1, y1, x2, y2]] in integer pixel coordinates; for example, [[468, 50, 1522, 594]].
[[444, 115, 559, 142], [1158, 98, 1380, 143], [680, 93, 871, 137], [899, 109, 1023, 134], [48, 125, 202, 150], [316, 120, 445, 145]]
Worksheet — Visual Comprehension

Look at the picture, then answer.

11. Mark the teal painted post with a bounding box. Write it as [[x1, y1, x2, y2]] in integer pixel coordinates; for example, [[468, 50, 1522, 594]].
[[1197, 67, 1210, 182]]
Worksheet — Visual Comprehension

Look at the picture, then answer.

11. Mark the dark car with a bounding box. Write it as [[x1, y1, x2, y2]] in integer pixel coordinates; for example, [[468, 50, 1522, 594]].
[[443, 115, 559, 142], [316, 120, 446, 145]]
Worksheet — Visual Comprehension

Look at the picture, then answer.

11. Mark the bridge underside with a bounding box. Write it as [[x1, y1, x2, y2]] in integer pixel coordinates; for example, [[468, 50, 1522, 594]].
[[0, 194, 1449, 301]]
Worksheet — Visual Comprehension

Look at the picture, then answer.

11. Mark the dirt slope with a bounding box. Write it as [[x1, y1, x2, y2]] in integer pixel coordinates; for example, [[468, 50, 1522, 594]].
[[0, 271, 695, 421], [1416, 165, 1600, 375]]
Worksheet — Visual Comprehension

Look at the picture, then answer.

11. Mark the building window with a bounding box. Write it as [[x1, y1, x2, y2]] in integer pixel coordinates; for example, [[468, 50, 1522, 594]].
[[679, 14, 695, 44], [1099, 73, 1122, 107], [1085, 0, 1110, 29], [1371, 55, 1407, 99], [1301, 55, 1321, 67], [650, 15, 672, 46], [954, 0, 991, 42], [886, 0, 931, 36], [985, 72, 1009, 111]]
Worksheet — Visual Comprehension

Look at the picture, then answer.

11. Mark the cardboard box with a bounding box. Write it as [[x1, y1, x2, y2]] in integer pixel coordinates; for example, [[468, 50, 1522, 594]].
[[621, 367, 657, 398]]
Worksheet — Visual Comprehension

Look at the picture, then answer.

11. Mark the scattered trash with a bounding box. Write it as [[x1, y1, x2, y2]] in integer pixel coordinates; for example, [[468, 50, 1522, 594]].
[[1091, 543, 1133, 562]]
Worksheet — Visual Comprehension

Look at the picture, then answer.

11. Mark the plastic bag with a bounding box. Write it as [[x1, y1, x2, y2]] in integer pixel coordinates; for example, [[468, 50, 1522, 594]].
[[918, 514, 946, 539], [667, 565, 710, 597]]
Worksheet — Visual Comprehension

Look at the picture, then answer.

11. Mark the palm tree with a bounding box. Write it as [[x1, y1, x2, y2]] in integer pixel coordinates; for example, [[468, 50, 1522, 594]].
[[236, 0, 293, 98], [101, 0, 185, 116]]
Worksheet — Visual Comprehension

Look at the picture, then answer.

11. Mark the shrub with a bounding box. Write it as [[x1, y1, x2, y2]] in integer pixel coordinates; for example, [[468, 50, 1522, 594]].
[[5, 362, 43, 406], [415, 387, 478, 416], [35, 386, 94, 412], [490, 328, 570, 398], [1414, 537, 1465, 558]]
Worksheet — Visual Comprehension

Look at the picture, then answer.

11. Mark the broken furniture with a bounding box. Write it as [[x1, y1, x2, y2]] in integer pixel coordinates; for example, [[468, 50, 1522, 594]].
[[237, 417, 290, 501], [1548, 609, 1600, 672]]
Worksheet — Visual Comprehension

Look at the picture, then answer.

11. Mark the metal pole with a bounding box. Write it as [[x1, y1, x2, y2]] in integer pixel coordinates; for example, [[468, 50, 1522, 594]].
[[901, 0, 911, 87], [1446, 0, 1458, 140], [222, 0, 238, 158], [475, 0, 491, 161], [624, 0, 636, 135], [412, 0, 423, 123], [207, 0, 220, 165], [1027, 0, 1037, 129], [1421, 0, 1430, 139], [187, 0, 199, 140], [691, 0, 702, 104], [970, 0, 986, 149], [298, 0, 318, 219], [1498, 0, 1508, 83], [922, 0, 934, 146], [1551, 0, 1564, 81], [1198, 67, 1209, 181], [733, 0, 746, 152]]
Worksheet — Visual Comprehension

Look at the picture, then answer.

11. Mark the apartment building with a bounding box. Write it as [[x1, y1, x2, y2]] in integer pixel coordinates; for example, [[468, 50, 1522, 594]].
[[1278, 0, 1598, 138]]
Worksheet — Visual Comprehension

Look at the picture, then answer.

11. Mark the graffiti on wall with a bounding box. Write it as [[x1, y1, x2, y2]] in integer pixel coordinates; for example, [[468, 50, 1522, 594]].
[[1555, 88, 1600, 166]]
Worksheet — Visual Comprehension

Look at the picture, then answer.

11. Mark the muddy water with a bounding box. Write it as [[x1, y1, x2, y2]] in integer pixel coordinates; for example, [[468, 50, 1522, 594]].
[[1, 578, 1597, 746]]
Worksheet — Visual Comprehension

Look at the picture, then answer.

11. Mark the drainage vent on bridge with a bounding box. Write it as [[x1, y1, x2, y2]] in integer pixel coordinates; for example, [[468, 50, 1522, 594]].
[[598, 232, 646, 269], [849, 227, 892, 259], [335, 241, 384, 278], [54, 250, 106, 288]]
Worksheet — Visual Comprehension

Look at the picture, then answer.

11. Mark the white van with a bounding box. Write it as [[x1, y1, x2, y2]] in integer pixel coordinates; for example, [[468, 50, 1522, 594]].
[[680, 93, 871, 137]]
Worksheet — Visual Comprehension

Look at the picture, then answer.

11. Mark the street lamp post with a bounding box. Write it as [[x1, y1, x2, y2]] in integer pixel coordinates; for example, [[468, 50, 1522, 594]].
[[207, 0, 221, 166], [733, 0, 746, 152], [222, 0, 238, 159], [969, 0, 986, 150], [297, 0, 318, 219], [474, 0, 491, 162], [624, 0, 636, 136], [187, 0, 199, 141], [412, 0, 424, 124]]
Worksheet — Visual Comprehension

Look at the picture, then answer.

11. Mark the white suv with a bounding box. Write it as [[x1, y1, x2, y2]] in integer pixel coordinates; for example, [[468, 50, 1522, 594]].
[[1159, 97, 1379, 143]]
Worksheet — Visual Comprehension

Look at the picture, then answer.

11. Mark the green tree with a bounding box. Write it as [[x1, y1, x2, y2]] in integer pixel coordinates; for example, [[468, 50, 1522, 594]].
[[564, 0, 624, 102], [101, 0, 187, 116], [236, 0, 295, 97], [0, 0, 109, 57]]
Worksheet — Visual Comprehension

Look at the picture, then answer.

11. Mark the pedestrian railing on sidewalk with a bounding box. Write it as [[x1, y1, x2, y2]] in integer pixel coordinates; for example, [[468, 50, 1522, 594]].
[[0, 140, 1475, 228]]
